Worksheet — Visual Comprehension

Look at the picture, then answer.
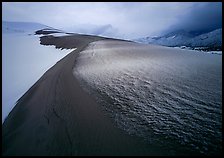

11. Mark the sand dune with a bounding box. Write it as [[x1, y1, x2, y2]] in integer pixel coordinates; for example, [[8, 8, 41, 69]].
[[2, 34, 160, 156]]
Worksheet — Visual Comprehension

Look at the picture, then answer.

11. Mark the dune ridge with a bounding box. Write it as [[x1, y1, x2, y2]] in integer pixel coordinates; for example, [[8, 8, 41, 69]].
[[2, 34, 157, 156]]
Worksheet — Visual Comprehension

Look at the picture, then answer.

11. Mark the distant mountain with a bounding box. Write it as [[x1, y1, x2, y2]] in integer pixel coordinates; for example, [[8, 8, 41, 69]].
[[133, 30, 198, 46], [134, 28, 222, 51], [184, 29, 222, 48], [2, 21, 53, 34]]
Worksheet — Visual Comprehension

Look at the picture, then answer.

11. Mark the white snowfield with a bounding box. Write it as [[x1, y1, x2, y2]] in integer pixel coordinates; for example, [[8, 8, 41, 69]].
[[173, 46, 222, 55], [2, 22, 75, 123]]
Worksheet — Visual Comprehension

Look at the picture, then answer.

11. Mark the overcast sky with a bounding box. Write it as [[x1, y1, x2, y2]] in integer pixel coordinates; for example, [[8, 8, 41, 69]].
[[2, 2, 222, 39]]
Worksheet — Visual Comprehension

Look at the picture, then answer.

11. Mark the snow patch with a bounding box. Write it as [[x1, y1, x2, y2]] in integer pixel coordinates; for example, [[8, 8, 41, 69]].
[[2, 33, 73, 123]]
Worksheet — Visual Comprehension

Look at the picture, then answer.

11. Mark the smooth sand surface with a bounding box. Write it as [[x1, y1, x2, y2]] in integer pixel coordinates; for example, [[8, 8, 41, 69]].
[[2, 34, 159, 156]]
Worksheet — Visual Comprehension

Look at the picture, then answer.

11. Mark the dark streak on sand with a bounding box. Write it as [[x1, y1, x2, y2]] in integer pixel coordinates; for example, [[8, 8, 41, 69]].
[[2, 33, 155, 156]]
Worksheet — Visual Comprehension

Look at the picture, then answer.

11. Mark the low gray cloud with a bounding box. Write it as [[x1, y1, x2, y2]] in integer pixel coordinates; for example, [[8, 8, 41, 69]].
[[165, 2, 222, 33], [2, 2, 222, 39], [63, 23, 120, 38]]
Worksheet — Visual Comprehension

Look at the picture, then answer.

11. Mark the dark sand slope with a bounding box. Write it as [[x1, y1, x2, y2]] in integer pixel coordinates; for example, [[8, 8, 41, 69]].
[[2, 35, 155, 156]]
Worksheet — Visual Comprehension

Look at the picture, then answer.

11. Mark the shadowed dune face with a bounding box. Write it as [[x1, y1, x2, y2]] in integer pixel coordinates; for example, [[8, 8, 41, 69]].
[[39, 33, 110, 50], [39, 29, 132, 50], [35, 30, 63, 35]]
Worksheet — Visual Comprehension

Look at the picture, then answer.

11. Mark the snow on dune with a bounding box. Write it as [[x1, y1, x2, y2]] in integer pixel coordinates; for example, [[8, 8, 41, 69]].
[[49, 32, 74, 37], [2, 32, 74, 123], [2, 21, 77, 123]]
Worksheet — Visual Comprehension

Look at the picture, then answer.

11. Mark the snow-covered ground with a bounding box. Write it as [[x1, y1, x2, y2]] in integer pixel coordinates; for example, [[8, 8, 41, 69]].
[[47, 32, 73, 37], [173, 46, 222, 55], [2, 31, 74, 123]]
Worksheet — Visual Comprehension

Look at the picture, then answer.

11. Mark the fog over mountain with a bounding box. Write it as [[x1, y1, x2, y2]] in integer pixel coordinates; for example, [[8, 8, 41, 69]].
[[133, 28, 222, 51], [164, 2, 222, 34]]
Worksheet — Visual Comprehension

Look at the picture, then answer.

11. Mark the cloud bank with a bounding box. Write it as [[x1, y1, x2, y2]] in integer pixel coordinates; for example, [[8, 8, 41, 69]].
[[2, 2, 222, 39]]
